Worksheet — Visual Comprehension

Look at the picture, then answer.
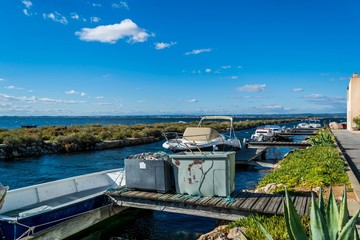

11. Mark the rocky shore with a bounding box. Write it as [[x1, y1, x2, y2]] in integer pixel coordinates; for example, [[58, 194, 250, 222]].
[[0, 136, 159, 160]]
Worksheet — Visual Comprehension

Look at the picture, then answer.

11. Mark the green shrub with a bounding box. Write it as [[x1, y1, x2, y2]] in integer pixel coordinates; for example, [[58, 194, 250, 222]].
[[257, 146, 349, 191], [353, 116, 360, 126]]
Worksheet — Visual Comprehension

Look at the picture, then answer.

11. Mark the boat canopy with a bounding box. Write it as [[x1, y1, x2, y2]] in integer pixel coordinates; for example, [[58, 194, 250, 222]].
[[197, 116, 234, 127], [183, 127, 221, 141]]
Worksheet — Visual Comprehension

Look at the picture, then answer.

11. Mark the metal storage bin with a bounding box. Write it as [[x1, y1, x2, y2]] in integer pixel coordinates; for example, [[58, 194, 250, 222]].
[[124, 152, 173, 193], [170, 151, 235, 197]]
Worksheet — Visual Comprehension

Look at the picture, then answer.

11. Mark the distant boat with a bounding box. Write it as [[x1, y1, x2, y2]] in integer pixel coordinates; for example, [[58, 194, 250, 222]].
[[249, 125, 286, 142], [0, 169, 125, 239], [162, 116, 241, 152]]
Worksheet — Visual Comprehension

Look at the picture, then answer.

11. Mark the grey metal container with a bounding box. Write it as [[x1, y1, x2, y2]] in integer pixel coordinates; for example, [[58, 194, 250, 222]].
[[170, 151, 235, 197], [124, 158, 173, 193]]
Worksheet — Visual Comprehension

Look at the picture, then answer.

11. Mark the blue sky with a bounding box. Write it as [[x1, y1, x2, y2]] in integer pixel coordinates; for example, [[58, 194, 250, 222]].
[[0, 0, 359, 116]]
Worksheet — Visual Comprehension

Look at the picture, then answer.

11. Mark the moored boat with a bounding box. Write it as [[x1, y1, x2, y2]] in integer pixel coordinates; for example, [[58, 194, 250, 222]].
[[162, 116, 241, 152], [0, 169, 124, 239]]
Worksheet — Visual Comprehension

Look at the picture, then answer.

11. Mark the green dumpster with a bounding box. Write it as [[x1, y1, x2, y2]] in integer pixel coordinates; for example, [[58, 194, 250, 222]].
[[170, 151, 235, 197]]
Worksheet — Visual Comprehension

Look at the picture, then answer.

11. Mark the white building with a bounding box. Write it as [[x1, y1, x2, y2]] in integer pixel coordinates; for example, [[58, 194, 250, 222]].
[[347, 73, 360, 130]]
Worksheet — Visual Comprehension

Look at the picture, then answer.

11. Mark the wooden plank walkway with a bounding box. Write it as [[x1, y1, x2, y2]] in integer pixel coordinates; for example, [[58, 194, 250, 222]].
[[106, 190, 311, 221]]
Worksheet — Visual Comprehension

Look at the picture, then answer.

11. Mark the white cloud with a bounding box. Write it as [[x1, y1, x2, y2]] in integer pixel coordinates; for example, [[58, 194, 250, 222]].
[[22, 0, 32, 9], [70, 13, 80, 20], [23, 9, 31, 16], [339, 77, 347, 81], [154, 41, 176, 50], [230, 76, 238, 79], [112, 1, 129, 10], [96, 96, 104, 99], [75, 19, 152, 44], [237, 66, 243, 69], [95, 102, 112, 105], [43, 12, 68, 25], [5, 85, 24, 90], [0, 78, 4, 81], [221, 65, 231, 69], [187, 99, 198, 103], [235, 84, 266, 92], [90, 17, 101, 23], [91, 3, 102, 7], [205, 68, 211, 73], [185, 48, 212, 55], [264, 104, 284, 110], [65, 90, 87, 96], [292, 88, 304, 92], [0, 94, 85, 104], [65, 90, 78, 95], [303, 94, 346, 107]]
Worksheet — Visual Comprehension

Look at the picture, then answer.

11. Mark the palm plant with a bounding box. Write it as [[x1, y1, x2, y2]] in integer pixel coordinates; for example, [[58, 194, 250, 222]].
[[257, 186, 359, 239]]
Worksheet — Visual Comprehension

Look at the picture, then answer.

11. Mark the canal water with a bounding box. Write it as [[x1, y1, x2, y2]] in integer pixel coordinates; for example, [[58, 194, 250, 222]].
[[0, 118, 334, 239]]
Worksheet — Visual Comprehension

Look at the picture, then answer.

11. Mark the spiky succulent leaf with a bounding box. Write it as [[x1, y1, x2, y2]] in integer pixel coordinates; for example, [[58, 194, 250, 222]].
[[284, 189, 307, 240], [253, 216, 273, 240], [283, 197, 296, 240], [326, 187, 339, 240], [354, 227, 360, 240], [310, 193, 330, 240], [339, 185, 350, 231], [318, 188, 325, 217], [338, 209, 359, 240]]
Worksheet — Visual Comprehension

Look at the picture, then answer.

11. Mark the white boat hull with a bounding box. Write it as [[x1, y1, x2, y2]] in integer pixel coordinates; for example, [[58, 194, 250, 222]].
[[0, 169, 125, 239]]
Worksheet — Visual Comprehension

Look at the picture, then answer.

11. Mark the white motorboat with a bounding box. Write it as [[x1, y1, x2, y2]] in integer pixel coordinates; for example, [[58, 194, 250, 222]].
[[250, 128, 275, 142], [0, 169, 125, 239], [162, 116, 241, 152]]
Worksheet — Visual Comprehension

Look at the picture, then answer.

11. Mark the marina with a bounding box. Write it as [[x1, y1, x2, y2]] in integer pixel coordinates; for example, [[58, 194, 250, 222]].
[[0, 117, 354, 239]]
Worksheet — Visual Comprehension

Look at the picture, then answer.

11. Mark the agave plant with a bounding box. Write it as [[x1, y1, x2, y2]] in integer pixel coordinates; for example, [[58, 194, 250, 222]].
[[257, 186, 360, 240]]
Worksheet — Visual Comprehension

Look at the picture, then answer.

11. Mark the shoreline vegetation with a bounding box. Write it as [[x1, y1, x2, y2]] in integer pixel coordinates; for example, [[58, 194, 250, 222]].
[[0, 118, 301, 160], [199, 128, 353, 240]]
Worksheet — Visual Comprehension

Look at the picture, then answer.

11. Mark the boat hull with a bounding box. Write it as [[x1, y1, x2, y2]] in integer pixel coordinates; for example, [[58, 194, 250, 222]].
[[163, 141, 241, 152], [0, 194, 110, 240]]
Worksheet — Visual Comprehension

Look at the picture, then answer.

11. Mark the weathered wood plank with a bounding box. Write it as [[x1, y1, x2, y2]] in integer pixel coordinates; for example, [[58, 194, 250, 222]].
[[226, 192, 252, 209], [120, 190, 142, 198], [238, 193, 261, 211], [206, 197, 224, 208], [251, 194, 272, 213], [262, 195, 283, 215]]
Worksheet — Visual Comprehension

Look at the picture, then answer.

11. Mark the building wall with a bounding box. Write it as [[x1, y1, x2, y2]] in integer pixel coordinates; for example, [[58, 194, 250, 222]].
[[347, 73, 360, 130]]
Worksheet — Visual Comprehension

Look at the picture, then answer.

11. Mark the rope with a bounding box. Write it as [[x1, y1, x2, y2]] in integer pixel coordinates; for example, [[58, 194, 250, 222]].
[[196, 154, 214, 196]]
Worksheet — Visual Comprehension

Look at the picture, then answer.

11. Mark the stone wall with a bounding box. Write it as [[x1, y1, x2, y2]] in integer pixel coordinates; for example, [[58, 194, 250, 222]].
[[0, 137, 159, 160]]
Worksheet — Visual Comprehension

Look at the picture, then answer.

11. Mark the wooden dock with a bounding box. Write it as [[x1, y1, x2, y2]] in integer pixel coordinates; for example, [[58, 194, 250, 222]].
[[107, 189, 311, 221], [246, 141, 311, 149]]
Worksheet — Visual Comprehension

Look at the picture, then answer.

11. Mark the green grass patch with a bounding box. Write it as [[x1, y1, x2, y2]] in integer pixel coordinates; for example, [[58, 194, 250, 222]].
[[224, 214, 309, 240], [257, 129, 350, 192]]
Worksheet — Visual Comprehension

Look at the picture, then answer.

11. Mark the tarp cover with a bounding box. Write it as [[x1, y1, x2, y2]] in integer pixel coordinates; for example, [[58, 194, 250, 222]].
[[183, 127, 221, 141]]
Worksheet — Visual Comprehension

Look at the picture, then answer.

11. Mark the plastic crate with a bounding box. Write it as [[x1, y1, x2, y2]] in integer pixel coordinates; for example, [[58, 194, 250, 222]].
[[124, 158, 172, 193]]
